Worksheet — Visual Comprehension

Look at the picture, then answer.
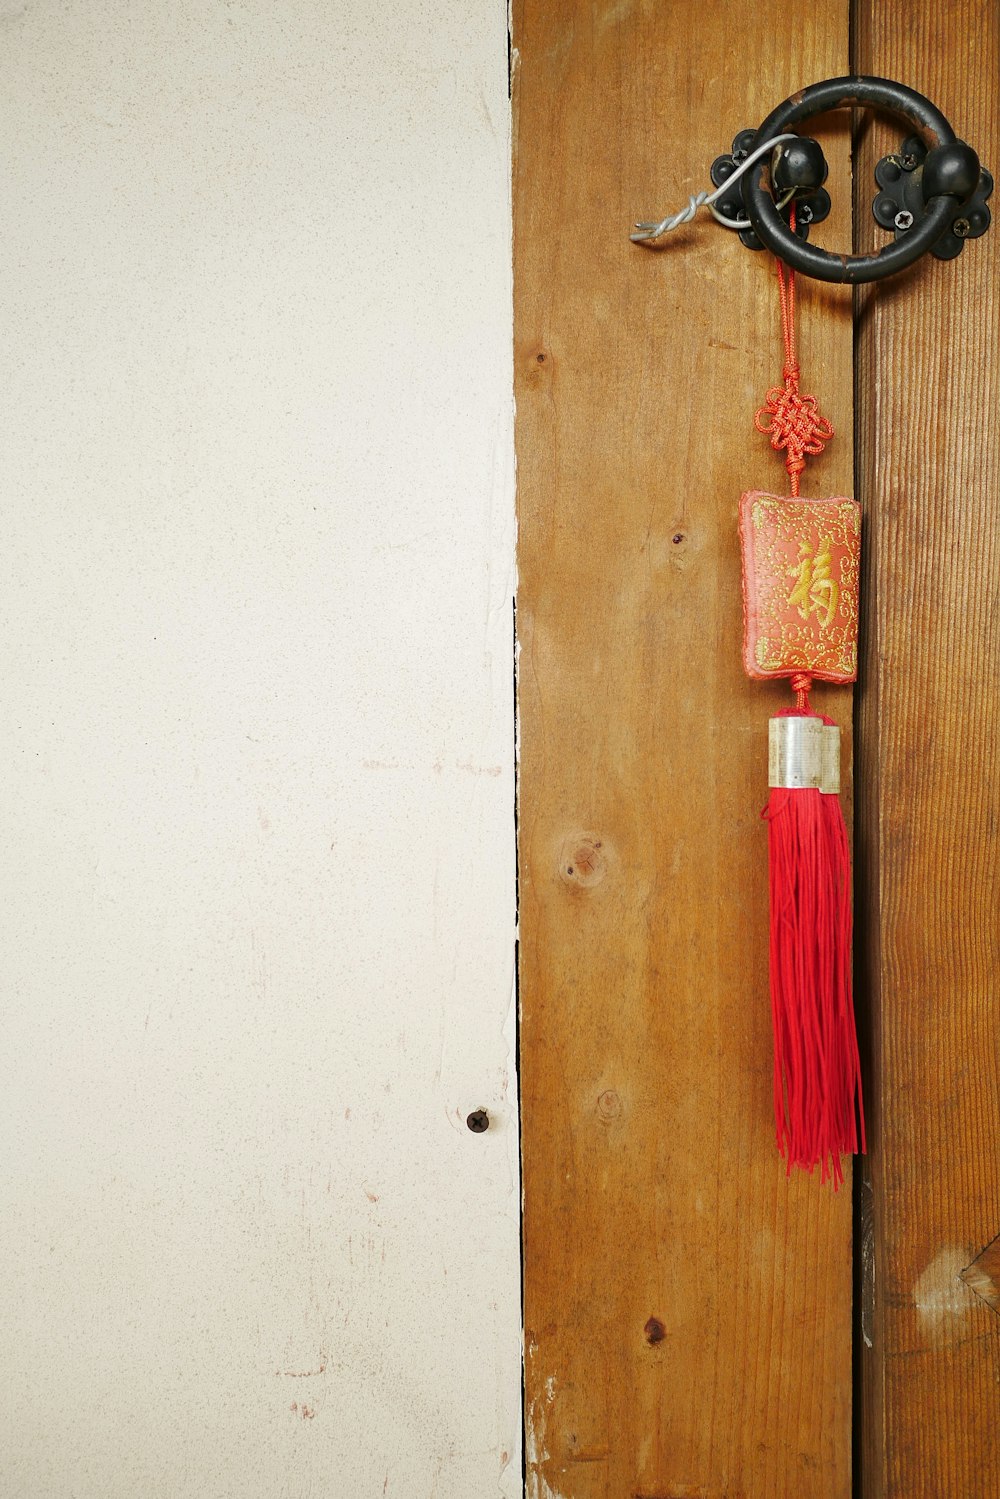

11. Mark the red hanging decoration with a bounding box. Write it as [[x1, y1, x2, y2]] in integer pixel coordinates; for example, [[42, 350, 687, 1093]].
[[763, 701, 864, 1188], [752, 256, 834, 499], [740, 213, 865, 1186]]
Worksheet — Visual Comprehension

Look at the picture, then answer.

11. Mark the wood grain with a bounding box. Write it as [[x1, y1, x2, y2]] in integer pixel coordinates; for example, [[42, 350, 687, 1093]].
[[962, 1234, 1000, 1315], [513, 5, 854, 1495], [853, 5, 1000, 1495]]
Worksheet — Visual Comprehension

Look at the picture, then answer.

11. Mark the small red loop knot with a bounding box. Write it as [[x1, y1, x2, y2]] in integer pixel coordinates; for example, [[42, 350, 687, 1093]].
[[790, 671, 814, 710], [782, 358, 800, 386]]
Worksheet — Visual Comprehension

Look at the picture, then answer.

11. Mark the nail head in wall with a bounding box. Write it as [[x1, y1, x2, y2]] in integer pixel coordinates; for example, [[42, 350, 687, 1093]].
[[466, 1109, 490, 1133]]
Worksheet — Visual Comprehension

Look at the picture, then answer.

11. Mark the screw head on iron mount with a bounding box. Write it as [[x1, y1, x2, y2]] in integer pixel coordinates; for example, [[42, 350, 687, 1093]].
[[873, 134, 993, 261]]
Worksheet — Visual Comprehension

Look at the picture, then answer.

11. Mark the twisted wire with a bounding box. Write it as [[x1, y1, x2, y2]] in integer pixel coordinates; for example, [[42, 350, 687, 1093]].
[[630, 133, 799, 243]]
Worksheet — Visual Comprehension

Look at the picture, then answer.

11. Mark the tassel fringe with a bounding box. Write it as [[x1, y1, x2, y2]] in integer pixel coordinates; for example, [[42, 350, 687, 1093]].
[[763, 734, 865, 1187]]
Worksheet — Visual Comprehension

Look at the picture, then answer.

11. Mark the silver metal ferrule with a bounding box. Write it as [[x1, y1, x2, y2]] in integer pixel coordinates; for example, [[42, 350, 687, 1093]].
[[768, 716, 841, 795]]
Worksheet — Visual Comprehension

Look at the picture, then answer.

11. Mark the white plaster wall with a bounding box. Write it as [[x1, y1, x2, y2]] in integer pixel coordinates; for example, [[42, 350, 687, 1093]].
[[0, 3, 519, 1495]]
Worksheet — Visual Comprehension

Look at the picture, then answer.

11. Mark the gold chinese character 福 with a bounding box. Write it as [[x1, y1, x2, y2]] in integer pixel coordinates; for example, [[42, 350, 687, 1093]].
[[787, 535, 838, 629]]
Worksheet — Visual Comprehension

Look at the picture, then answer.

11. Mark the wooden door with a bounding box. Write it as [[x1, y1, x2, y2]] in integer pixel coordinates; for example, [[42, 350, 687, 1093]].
[[514, 2, 1000, 1496]]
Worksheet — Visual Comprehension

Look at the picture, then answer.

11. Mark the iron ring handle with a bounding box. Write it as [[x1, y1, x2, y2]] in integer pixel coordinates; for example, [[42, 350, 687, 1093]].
[[741, 75, 979, 283]]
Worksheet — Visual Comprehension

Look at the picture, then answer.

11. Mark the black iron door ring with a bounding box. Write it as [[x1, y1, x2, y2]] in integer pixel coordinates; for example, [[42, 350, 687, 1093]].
[[741, 75, 982, 283]]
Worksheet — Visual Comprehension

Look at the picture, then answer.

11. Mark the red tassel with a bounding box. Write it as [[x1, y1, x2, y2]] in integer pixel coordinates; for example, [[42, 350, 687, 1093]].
[[762, 709, 865, 1187]]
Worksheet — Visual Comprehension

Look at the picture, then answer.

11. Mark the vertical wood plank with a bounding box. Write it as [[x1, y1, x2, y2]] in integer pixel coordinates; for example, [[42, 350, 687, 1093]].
[[853, 6, 1000, 1495], [513, 6, 854, 1495]]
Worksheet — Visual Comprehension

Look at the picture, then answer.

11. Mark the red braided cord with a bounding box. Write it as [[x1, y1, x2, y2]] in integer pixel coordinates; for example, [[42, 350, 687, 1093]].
[[790, 671, 814, 711], [753, 208, 834, 498]]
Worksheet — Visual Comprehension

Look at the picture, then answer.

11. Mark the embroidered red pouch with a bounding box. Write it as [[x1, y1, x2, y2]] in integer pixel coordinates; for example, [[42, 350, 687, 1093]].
[[739, 490, 860, 684]]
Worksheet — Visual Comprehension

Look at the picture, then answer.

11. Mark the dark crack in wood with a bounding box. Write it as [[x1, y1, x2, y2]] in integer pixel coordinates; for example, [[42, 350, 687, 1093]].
[[960, 1233, 1000, 1314]]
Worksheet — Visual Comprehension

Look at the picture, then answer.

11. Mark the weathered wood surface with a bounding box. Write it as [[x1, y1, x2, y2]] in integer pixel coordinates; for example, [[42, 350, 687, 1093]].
[[513, 4, 855, 1494], [854, 5, 1000, 1495]]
